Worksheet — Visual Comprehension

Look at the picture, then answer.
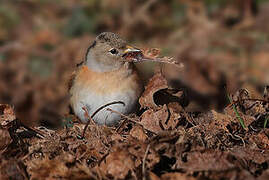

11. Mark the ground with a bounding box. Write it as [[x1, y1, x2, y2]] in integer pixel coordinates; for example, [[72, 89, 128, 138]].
[[0, 0, 269, 179]]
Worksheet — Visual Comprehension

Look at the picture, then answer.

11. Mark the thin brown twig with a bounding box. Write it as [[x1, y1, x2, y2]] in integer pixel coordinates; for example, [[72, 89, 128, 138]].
[[82, 107, 95, 138], [21, 124, 45, 138], [106, 108, 141, 125], [182, 108, 195, 127], [227, 98, 268, 108], [106, 108, 157, 135], [115, 119, 128, 133], [234, 134, 246, 147], [142, 144, 150, 180], [227, 132, 246, 147]]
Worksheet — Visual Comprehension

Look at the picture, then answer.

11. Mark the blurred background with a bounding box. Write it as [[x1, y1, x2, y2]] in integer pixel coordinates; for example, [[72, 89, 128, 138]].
[[0, 0, 268, 127]]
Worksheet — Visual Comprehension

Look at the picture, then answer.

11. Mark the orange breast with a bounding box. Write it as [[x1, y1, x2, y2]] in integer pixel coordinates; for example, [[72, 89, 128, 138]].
[[71, 65, 142, 96]]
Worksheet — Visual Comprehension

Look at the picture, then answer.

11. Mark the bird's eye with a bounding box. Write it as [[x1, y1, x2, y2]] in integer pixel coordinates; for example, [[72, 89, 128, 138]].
[[109, 48, 118, 55]]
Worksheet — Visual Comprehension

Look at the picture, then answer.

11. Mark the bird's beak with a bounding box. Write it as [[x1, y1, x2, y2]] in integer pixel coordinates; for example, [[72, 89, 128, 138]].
[[122, 45, 142, 62], [123, 45, 141, 54]]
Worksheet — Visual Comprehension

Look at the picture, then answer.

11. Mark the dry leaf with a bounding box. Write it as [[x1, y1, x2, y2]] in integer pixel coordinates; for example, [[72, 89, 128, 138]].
[[174, 150, 235, 171], [99, 148, 135, 179], [123, 47, 183, 67], [0, 129, 12, 151], [129, 125, 148, 142], [0, 104, 16, 128], [139, 72, 168, 109], [140, 48, 182, 66], [140, 107, 168, 133]]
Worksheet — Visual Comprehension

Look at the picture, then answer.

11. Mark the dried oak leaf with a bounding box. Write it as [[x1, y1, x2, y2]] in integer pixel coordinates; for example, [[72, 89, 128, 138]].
[[139, 72, 168, 109]]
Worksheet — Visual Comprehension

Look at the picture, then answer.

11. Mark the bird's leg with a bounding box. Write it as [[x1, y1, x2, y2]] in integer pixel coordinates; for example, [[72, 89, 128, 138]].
[[81, 106, 95, 138], [80, 101, 126, 138]]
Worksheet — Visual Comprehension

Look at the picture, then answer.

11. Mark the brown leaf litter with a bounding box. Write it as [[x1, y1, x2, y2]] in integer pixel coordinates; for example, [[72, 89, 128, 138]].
[[0, 71, 269, 179]]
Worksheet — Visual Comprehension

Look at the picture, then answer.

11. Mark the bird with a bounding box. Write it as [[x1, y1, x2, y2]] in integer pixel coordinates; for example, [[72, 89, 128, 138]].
[[69, 32, 143, 126]]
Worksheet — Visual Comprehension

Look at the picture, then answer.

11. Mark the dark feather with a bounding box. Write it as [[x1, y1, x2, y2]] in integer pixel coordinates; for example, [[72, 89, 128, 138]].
[[67, 61, 84, 91], [85, 40, 96, 60]]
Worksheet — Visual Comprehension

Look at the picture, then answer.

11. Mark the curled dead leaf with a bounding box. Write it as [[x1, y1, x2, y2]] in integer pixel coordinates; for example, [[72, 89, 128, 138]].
[[140, 106, 169, 133], [139, 72, 168, 109], [139, 72, 185, 110]]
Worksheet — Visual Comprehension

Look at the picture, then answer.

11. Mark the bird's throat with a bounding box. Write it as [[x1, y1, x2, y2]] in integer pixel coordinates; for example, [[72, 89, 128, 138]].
[[86, 55, 123, 72]]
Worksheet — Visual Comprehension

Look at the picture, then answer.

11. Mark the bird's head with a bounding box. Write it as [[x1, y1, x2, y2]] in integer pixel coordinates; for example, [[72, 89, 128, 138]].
[[85, 32, 141, 72]]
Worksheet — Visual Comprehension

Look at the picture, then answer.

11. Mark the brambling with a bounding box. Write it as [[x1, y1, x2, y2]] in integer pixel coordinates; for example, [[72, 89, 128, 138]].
[[69, 32, 143, 126]]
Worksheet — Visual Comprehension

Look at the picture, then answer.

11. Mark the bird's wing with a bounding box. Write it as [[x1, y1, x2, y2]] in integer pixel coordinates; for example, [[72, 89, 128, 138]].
[[67, 61, 84, 91]]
